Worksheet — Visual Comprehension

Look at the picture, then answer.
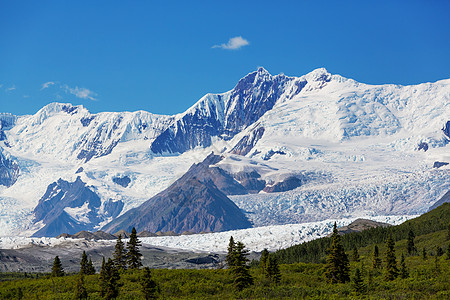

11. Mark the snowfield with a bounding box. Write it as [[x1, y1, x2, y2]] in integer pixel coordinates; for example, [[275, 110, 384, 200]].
[[0, 67, 449, 238], [0, 215, 416, 252]]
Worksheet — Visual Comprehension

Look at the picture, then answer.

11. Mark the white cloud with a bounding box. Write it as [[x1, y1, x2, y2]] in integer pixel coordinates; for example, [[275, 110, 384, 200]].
[[212, 36, 250, 50], [63, 85, 97, 101], [5, 85, 16, 92], [41, 81, 56, 90]]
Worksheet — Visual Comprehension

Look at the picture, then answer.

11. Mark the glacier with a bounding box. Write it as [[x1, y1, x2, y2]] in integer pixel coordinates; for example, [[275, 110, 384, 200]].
[[0, 67, 449, 239]]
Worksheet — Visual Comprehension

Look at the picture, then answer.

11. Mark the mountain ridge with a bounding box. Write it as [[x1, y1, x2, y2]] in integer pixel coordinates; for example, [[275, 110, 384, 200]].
[[0, 67, 449, 237]]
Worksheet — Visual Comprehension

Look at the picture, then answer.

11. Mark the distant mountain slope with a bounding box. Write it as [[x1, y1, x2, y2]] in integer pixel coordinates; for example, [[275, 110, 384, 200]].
[[32, 177, 123, 237], [102, 154, 252, 234], [0, 67, 449, 237]]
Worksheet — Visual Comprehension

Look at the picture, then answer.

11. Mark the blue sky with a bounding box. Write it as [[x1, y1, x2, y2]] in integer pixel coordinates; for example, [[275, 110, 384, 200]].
[[1, 0, 449, 116]]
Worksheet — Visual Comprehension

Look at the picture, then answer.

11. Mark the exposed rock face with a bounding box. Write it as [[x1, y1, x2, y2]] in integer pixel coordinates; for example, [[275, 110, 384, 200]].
[[150, 68, 305, 154], [336, 219, 390, 235], [232, 171, 266, 194], [0, 149, 19, 187], [0, 113, 16, 143], [112, 175, 131, 188], [428, 190, 450, 212], [433, 161, 449, 168], [57, 230, 117, 240], [263, 176, 303, 193], [32, 177, 124, 237], [102, 154, 252, 234], [443, 121, 450, 138], [231, 126, 265, 156]]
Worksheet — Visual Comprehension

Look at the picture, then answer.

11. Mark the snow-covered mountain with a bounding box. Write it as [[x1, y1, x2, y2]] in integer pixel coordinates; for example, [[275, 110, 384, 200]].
[[0, 67, 449, 237]]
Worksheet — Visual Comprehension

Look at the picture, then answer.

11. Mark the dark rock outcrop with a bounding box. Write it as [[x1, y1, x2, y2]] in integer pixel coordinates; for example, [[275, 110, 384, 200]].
[[112, 175, 131, 188], [0, 149, 19, 187], [433, 161, 449, 168], [334, 219, 390, 235], [230, 126, 265, 156], [32, 177, 123, 237], [138, 231, 158, 237], [418, 142, 428, 151], [102, 154, 252, 234], [263, 176, 302, 193], [232, 171, 266, 194], [114, 230, 130, 238], [443, 121, 450, 138]]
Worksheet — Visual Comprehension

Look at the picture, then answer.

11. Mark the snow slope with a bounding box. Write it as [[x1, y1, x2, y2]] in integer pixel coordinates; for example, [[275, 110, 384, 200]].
[[0, 67, 449, 237], [0, 215, 416, 252]]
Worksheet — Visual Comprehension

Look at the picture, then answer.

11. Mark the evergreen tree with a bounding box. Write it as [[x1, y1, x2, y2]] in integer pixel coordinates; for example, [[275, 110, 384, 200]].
[[51, 256, 65, 277], [352, 246, 360, 262], [73, 274, 88, 300], [79, 251, 89, 275], [266, 254, 281, 284], [372, 245, 382, 269], [325, 222, 350, 283], [87, 258, 96, 275], [422, 247, 427, 260], [113, 234, 127, 270], [99, 257, 107, 297], [434, 252, 440, 274], [399, 253, 408, 279], [447, 223, 450, 241], [140, 267, 158, 300], [352, 267, 366, 294], [100, 258, 121, 299], [384, 235, 398, 281], [226, 236, 236, 267], [259, 248, 269, 276], [407, 229, 416, 255], [126, 227, 143, 269], [227, 239, 253, 291]]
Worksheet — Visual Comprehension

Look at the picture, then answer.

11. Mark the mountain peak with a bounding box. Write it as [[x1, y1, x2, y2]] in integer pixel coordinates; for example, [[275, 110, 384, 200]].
[[304, 67, 331, 81]]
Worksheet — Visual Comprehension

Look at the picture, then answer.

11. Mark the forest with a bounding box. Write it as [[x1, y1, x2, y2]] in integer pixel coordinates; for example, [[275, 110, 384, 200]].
[[0, 203, 449, 299]]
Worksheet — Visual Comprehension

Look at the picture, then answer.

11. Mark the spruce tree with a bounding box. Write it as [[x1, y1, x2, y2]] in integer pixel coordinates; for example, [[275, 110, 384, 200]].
[[127, 227, 143, 269], [227, 240, 253, 291], [266, 255, 281, 284], [384, 235, 398, 281], [99, 257, 107, 297], [80, 251, 89, 275], [422, 247, 427, 260], [259, 248, 269, 276], [51, 256, 65, 277], [325, 222, 350, 283], [226, 236, 236, 267], [100, 258, 121, 299], [399, 253, 408, 279], [407, 229, 416, 255], [372, 245, 382, 269], [113, 234, 127, 270], [73, 274, 88, 299], [352, 267, 366, 294], [140, 267, 158, 300], [352, 246, 360, 262], [87, 258, 96, 275]]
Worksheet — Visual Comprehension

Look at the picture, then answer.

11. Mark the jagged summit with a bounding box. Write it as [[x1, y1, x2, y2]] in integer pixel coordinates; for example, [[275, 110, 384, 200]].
[[0, 67, 449, 237]]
